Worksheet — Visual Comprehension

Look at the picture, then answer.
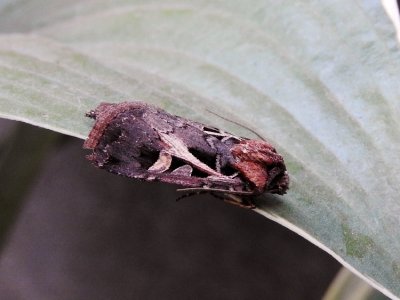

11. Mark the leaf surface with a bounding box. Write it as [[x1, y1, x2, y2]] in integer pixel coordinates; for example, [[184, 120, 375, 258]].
[[1, 1, 400, 298]]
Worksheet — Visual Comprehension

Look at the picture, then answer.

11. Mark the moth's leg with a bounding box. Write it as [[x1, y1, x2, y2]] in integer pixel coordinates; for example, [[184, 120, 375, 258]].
[[222, 194, 256, 209], [176, 188, 255, 209], [207, 191, 255, 209], [176, 182, 212, 201]]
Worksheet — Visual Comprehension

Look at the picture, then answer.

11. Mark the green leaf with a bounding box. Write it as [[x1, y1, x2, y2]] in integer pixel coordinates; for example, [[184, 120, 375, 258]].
[[1, 1, 400, 298]]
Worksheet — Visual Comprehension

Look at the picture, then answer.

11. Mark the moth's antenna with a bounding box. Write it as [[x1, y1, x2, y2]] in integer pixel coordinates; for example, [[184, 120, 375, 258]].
[[205, 109, 266, 141]]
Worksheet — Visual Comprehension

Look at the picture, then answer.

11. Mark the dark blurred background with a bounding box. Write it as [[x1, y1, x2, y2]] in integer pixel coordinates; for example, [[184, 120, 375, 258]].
[[0, 119, 340, 300]]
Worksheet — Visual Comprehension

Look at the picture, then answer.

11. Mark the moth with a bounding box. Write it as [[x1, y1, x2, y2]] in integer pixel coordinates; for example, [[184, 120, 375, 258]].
[[83, 102, 289, 208]]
